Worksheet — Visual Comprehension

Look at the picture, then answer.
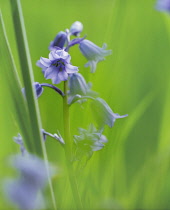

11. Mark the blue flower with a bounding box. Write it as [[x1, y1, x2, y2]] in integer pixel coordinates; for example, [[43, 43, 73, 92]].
[[68, 73, 97, 96], [37, 49, 78, 84], [68, 73, 98, 104], [156, 0, 170, 12], [49, 31, 67, 50], [91, 97, 128, 128], [4, 154, 51, 210], [79, 39, 112, 73], [5, 179, 45, 210], [73, 124, 107, 161], [22, 82, 44, 98], [70, 21, 83, 36], [34, 82, 44, 98]]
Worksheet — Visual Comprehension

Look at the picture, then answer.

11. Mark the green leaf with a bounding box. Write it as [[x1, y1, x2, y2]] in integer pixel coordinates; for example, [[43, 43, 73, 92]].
[[0, 12, 34, 152]]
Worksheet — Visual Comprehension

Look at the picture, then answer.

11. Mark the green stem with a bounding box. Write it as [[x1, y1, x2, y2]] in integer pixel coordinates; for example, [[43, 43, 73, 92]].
[[63, 80, 83, 210]]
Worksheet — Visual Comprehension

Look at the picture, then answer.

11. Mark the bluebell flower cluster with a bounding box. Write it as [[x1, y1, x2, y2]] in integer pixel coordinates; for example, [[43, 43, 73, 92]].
[[35, 21, 127, 163]]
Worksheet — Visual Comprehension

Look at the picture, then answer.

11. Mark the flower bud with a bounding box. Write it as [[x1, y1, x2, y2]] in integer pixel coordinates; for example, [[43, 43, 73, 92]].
[[34, 82, 44, 98], [70, 21, 83, 36], [49, 31, 67, 50], [22, 82, 44, 99]]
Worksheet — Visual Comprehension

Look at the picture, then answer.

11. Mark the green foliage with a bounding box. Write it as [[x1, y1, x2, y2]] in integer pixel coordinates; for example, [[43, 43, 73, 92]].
[[1, 0, 170, 209]]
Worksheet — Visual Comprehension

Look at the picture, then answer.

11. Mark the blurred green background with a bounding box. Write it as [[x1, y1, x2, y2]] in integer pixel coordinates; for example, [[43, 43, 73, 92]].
[[1, 0, 170, 209]]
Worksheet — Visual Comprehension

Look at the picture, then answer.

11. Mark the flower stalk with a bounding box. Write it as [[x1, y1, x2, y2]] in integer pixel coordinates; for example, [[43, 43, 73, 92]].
[[63, 80, 83, 210]]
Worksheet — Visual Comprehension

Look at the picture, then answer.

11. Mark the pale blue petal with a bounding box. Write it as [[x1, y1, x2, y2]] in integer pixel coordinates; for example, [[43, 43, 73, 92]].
[[85, 61, 97, 73], [44, 66, 58, 79], [40, 57, 51, 67], [49, 51, 60, 60], [36, 60, 46, 68], [52, 76, 61, 84], [58, 70, 68, 81], [65, 64, 78, 73]]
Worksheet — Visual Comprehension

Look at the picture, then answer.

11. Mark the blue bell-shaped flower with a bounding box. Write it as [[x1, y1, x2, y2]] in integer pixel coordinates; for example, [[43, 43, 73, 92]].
[[91, 97, 128, 128], [79, 39, 112, 73]]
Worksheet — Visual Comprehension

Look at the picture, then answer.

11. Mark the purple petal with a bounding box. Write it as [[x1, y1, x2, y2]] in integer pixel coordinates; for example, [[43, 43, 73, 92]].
[[65, 64, 78, 73], [52, 76, 61, 84], [40, 57, 51, 67], [113, 113, 128, 119], [49, 51, 60, 60], [58, 50, 71, 63], [85, 61, 97, 73], [36, 60, 46, 68], [44, 66, 58, 79], [58, 70, 68, 81]]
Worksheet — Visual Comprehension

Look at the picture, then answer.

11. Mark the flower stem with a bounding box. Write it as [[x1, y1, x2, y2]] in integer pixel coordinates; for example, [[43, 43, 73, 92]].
[[63, 80, 83, 210]]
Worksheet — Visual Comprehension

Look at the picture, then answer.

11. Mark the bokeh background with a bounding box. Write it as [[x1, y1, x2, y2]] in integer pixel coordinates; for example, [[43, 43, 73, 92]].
[[0, 0, 170, 209]]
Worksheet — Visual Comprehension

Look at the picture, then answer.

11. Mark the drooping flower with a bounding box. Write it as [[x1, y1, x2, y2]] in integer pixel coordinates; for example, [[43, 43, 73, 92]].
[[79, 39, 112, 73], [68, 73, 98, 104], [4, 154, 51, 210], [36, 49, 78, 84], [49, 31, 67, 50], [73, 124, 107, 161], [91, 97, 128, 128], [68, 73, 97, 96], [70, 21, 83, 36], [156, 0, 170, 12], [33, 82, 44, 98], [22, 82, 44, 98]]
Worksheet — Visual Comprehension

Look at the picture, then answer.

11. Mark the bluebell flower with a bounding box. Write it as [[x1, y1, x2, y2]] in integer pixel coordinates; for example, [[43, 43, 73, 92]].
[[34, 82, 44, 98], [36, 49, 78, 84], [79, 39, 112, 73], [5, 179, 45, 210], [91, 97, 128, 128], [74, 124, 107, 157], [68, 73, 97, 96], [68, 73, 98, 104], [156, 0, 170, 12], [70, 21, 83, 36], [49, 31, 67, 50], [4, 154, 52, 210], [22, 82, 44, 98]]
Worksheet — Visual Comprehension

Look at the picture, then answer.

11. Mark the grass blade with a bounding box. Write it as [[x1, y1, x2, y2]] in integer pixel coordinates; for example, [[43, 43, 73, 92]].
[[8, 0, 57, 208], [0, 12, 34, 152]]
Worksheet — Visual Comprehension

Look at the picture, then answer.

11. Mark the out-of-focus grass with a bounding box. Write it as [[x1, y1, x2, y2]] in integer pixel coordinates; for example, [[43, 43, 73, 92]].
[[1, 0, 170, 209]]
